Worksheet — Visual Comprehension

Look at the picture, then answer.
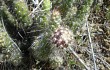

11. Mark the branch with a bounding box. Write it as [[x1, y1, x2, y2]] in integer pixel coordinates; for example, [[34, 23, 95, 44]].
[[68, 47, 90, 70], [86, 20, 97, 70]]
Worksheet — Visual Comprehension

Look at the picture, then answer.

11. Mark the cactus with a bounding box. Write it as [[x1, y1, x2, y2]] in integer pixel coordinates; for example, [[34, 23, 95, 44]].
[[0, 22, 22, 66], [1, 0, 109, 70], [0, 0, 32, 28], [0, 0, 93, 66], [64, 0, 93, 32]]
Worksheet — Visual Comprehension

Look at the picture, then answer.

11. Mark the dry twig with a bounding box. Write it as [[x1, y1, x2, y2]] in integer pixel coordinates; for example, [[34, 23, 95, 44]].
[[68, 47, 90, 70], [86, 21, 97, 70]]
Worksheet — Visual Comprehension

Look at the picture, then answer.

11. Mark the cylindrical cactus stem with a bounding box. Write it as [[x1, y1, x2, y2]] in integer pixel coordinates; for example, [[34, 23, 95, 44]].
[[0, 23, 22, 66], [31, 33, 51, 61], [51, 0, 75, 18], [0, 0, 34, 52], [31, 0, 51, 61], [39, 0, 51, 27], [0, 1, 18, 28], [58, 0, 75, 18], [42, 0, 51, 11], [65, 0, 93, 32], [51, 8, 62, 25], [12, 0, 32, 27], [49, 46, 65, 69], [1, 0, 32, 28]]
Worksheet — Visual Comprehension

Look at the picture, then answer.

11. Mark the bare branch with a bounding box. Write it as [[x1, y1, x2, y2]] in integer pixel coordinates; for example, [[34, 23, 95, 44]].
[[86, 21, 97, 70], [68, 47, 90, 70]]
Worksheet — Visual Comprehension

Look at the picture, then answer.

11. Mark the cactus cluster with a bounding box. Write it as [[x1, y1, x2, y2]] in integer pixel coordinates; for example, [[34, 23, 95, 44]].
[[0, 0, 94, 69]]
